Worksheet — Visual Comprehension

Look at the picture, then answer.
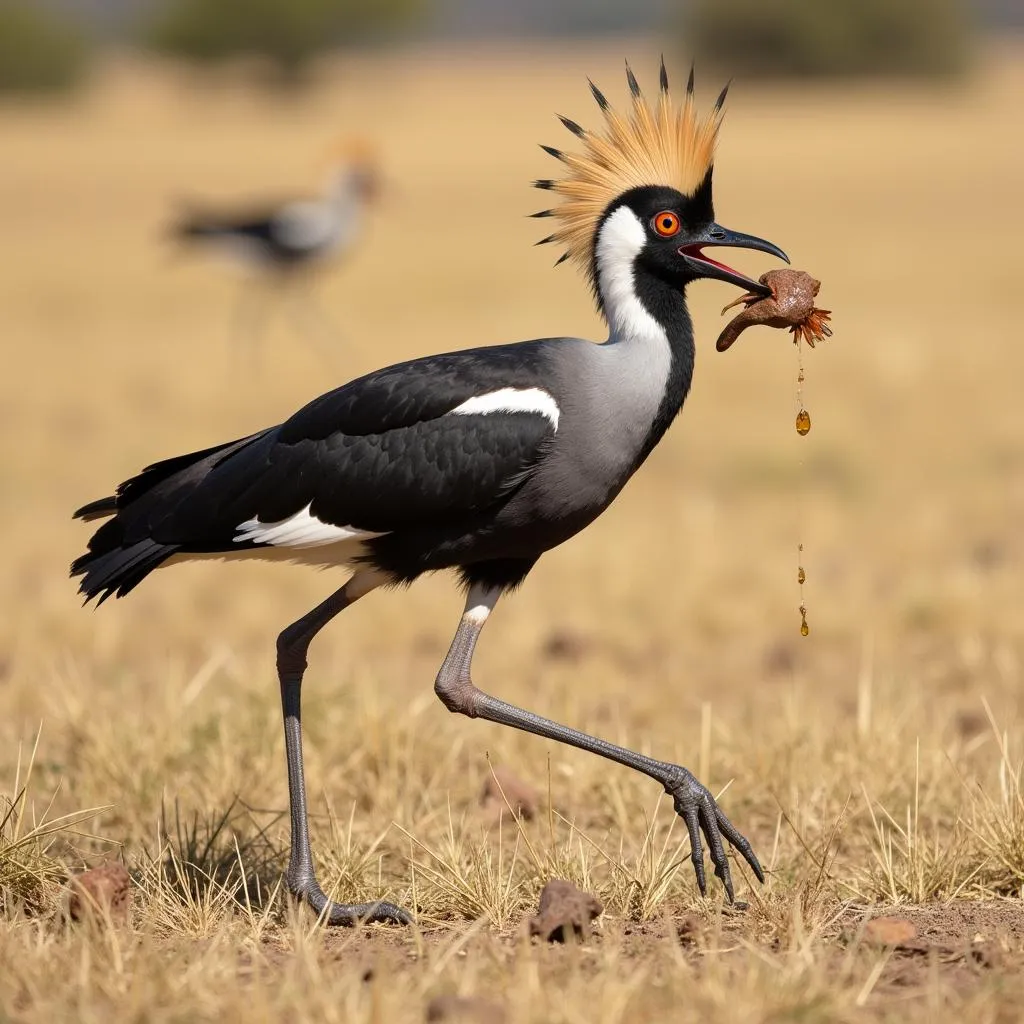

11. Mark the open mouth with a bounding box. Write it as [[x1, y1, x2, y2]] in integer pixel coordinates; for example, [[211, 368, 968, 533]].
[[678, 244, 745, 279], [677, 240, 776, 296], [676, 227, 788, 296]]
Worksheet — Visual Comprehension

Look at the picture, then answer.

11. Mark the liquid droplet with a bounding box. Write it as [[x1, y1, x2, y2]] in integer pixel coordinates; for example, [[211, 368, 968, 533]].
[[799, 604, 809, 637], [797, 369, 805, 384], [796, 409, 811, 435], [798, 567, 806, 585]]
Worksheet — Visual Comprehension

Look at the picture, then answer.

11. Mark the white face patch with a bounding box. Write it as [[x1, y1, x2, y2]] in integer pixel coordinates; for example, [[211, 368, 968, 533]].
[[234, 503, 384, 548], [595, 205, 667, 347], [449, 387, 560, 431]]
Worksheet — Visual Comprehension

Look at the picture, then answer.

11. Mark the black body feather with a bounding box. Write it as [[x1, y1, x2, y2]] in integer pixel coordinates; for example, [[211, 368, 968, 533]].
[[72, 344, 559, 602]]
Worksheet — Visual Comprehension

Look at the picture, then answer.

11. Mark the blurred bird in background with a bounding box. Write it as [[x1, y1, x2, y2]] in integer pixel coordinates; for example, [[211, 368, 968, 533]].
[[171, 138, 379, 364]]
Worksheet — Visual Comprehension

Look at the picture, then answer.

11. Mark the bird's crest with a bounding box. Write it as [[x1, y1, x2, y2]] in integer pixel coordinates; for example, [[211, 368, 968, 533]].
[[533, 60, 727, 271], [317, 136, 377, 175]]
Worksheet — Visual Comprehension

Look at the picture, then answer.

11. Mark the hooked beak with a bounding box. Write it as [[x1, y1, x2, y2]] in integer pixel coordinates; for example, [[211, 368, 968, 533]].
[[679, 223, 789, 297]]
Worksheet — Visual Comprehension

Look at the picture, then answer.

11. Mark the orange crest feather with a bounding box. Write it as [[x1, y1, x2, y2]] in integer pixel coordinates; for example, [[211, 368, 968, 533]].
[[533, 60, 726, 271]]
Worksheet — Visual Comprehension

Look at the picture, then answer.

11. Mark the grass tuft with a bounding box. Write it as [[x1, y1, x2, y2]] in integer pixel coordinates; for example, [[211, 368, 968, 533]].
[[1, 730, 110, 917]]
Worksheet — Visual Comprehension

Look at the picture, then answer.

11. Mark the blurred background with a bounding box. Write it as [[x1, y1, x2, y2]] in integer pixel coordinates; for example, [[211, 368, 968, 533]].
[[1, 0, 1023, 850], [10, 0, 1023, 90]]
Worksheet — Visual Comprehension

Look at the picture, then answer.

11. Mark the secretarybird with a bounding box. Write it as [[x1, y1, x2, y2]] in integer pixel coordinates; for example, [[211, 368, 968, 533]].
[[73, 63, 789, 925], [172, 140, 378, 360]]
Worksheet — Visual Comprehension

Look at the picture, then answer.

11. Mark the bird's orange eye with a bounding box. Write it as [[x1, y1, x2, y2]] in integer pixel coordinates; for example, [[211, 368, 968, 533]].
[[652, 211, 681, 237]]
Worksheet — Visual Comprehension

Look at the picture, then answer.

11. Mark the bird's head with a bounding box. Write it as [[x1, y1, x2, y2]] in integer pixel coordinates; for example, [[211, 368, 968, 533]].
[[533, 62, 788, 318], [318, 137, 380, 203]]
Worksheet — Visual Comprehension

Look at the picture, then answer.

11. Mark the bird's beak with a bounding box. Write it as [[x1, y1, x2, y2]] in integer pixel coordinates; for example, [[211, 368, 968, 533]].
[[679, 224, 789, 297]]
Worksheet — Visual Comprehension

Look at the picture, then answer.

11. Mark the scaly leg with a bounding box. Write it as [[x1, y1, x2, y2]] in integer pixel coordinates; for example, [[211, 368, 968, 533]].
[[276, 569, 410, 925], [434, 584, 764, 901]]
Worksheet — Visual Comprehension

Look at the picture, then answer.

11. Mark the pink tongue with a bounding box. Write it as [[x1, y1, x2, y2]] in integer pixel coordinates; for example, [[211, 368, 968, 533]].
[[693, 246, 740, 277]]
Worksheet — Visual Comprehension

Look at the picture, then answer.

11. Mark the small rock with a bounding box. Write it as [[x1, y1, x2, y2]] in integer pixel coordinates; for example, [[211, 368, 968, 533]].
[[863, 916, 917, 947], [528, 878, 603, 943], [426, 994, 506, 1024], [481, 767, 539, 823], [67, 863, 131, 924]]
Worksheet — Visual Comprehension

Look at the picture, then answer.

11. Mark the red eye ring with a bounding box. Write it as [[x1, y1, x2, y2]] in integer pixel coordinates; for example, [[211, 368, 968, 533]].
[[652, 211, 681, 237]]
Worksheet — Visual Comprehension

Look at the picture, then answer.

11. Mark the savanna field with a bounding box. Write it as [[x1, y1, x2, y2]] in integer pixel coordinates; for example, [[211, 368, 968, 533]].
[[2, 40, 1024, 1022]]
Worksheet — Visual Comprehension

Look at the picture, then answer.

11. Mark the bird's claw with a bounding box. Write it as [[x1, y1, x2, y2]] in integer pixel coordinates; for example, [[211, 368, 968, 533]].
[[287, 871, 412, 926], [663, 766, 763, 903]]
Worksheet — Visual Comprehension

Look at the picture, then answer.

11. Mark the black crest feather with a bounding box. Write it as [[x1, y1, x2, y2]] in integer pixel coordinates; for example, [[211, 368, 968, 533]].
[[714, 80, 732, 112], [588, 78, 609, 111], [558, 115, 586, 138], [625, 62, 641, 98]]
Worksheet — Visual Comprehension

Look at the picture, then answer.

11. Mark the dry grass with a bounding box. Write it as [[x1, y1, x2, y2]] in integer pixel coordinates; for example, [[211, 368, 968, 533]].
[[2, 38, 1024, 1022]]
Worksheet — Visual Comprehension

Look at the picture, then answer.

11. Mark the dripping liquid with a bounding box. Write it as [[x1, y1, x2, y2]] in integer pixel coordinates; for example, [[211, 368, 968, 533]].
[[796, 342, 809, 636]]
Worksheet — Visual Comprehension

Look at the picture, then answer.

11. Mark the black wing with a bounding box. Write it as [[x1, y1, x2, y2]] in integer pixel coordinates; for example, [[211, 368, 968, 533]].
[[173, 199, 330, 260], [73, 343, 558, 596]]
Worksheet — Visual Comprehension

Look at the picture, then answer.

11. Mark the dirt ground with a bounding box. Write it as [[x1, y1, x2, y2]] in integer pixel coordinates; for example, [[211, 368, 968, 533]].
[[2, 38, 1024, 1023]]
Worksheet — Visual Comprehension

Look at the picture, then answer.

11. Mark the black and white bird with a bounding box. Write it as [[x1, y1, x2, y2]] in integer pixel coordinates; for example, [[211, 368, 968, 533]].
[[74, 63, 788, 925], [175, 140, 377, 273], [173, 140, 379, 357]]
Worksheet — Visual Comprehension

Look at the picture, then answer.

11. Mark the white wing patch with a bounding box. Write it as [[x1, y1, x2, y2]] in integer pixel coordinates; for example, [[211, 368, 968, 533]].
[[449, 387, 560, 431], [234, 503, 384, 548]]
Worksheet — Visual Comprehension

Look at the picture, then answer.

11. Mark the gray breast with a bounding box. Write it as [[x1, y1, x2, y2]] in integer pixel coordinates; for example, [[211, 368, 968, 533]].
[[508, 333, 672, 527]]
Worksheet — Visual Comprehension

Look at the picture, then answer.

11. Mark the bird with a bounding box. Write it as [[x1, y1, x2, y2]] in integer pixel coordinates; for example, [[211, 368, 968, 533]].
[[171, 139, 379, 360], [73, 61, 788, 926]]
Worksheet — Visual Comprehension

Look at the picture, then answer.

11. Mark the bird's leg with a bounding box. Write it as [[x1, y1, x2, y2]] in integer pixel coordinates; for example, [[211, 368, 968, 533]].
[[229, 278, 274, 371], [434, 585, 764, 902], [276, 569, 410, 926], [285, 279, 345, 372]]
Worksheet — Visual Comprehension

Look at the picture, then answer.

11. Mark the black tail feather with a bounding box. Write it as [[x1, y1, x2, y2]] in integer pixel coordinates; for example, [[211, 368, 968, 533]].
[[71, 433, 262, 605], [74, 496, 118, 522], [173, 218, 224, 241], [71, 539, 179, 604]]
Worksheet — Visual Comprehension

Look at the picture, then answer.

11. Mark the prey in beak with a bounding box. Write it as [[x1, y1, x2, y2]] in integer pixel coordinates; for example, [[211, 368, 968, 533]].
[[679, 224, 789, 296]]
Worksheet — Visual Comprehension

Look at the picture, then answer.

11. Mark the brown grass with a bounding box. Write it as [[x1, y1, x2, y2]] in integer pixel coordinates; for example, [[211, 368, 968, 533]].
[[2, 39, 1024, 1022]]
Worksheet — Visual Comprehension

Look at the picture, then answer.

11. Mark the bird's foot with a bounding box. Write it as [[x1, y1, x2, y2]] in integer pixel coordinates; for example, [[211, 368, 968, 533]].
[[286, 870, 412, 926], [662, 765, 764, 903]]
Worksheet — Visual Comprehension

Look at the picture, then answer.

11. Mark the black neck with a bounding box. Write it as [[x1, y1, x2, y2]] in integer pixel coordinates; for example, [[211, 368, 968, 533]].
[[631, 265, 696, 465]]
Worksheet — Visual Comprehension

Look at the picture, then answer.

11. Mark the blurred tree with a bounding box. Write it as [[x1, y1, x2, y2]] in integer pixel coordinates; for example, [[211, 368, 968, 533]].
[[0, 2, 89, 94], [684, 0, 971, 79], [148, 0, 422, 84]]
